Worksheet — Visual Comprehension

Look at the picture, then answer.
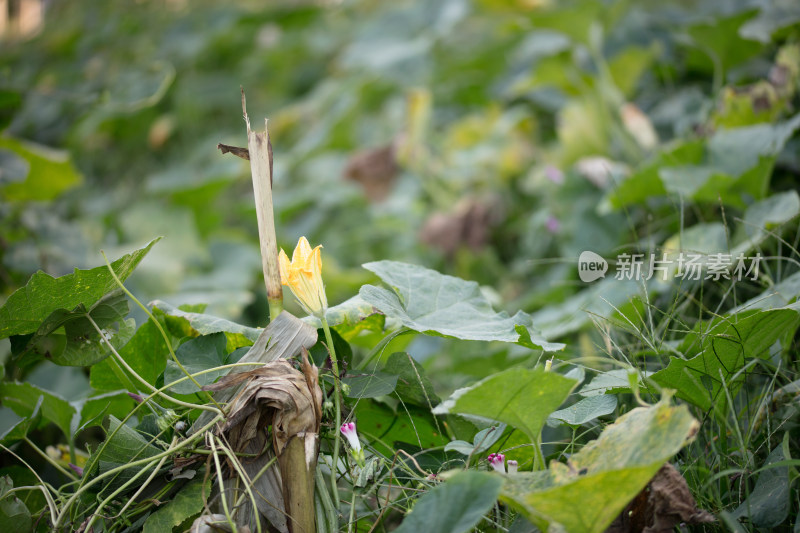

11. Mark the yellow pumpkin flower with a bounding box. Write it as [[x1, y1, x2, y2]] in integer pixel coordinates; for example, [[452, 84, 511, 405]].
[[278, 237, 328, 317]]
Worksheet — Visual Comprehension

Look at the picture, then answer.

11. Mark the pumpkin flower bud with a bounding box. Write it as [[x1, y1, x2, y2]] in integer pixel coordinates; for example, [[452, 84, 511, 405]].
[[278, 237, 328, 318], [487, 453, 506, 473], [507, 459, 518, 474]]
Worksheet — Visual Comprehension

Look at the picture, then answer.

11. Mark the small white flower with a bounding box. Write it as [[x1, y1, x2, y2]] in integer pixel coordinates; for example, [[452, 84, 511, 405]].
[[507, 460, 518, 474], [340, 422, 361, 452]]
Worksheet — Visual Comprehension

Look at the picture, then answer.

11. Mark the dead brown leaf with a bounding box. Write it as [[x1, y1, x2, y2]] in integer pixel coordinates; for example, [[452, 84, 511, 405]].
[[606, 463, 715, 533], [206, 350, 321, 456], [343, 143, 399, 202], [420, 198, 501, 256]]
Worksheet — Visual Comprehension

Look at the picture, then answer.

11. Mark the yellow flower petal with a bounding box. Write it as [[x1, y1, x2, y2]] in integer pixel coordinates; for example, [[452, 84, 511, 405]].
[[278, 237, 328, 317], [278, 249, 291, 286]]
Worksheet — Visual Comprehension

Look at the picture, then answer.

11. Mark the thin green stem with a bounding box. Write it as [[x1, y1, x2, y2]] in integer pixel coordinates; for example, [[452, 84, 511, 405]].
[[84, 437, 174, 532], [112, 448, 170, 521], [210, 435, 238, 533], [215, 435, 263, 533], [348, 489, 357, 533], [358, 328, 410, 370], [0, 444, 59, 526], [86, 313, 221, 414], [23, 438, 77, 481], [533, 434, 545, 471], [316, 465, 338, 532], [101, 251, 223, 412], [321, 316, 342, 511], [54, 415, 222, 529]]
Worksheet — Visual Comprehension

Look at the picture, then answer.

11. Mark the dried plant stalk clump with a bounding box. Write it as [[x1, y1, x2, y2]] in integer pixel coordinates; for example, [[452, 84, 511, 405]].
[[203, 348, 322, 533]]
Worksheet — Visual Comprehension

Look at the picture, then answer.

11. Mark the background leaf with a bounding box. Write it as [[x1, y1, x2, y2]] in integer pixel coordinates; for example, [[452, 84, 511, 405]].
[[433, 367, 576, 442], [0, 382, 76, 438], [360, 261, 563, 351], [546, 395, 618, 427], [393, 471, 503, 533], [0, 238, 160, 339], [501, 400, 699, 533], [652, 306, 800, 415], [142, 477, 210, 533], [164, 332, 233, 394], [733, 443, 790, 527]]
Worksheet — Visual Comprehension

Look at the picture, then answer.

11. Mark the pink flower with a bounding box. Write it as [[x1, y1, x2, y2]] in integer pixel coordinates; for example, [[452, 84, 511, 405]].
[[544, 165, 564, 185], [69, 463, 84, 477], [487, 453, 506, 473], [546, 215, 560, 234], [340, 422, 361, 452], [507, 460, 518, 474]]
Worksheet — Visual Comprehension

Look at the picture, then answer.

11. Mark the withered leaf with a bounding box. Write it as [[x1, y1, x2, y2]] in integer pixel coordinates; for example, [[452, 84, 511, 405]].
[[605, 463, 715, 533], [343, 143, 398, 202], [208, 353, 320, 455]]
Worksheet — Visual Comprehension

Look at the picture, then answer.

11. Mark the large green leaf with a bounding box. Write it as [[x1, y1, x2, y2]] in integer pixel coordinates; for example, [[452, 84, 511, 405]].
[[546, 395, 617, 427], [685, 10, 764, 75], [651, 306, 800, 416], [359, 261, 564, 351], [164, 332, 242, 394], [0, 382, 76, 439], [432, 367, 576, 442], [0, 238, 160, 339], [142, 477, 210, 533], [394, 471, 502, 533], [0, 476, 32, 533], [0, 136, 82, 201], [84, 416, 163, 488], [152, 300, 260, 342], [0, 397, 42, 446], [606, 113, 800, 209], [501, 400, 699, 533], [15, 291, 131, 367], [90, 314, 169, 391], [383, 351, 440, 408], [733, 443, 790, 527]]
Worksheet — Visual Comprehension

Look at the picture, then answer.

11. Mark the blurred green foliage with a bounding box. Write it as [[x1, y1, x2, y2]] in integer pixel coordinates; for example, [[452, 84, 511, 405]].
[[1, 0, 800, 529]]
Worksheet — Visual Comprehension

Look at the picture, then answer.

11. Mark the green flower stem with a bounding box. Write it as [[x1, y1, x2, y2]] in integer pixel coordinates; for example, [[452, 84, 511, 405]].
[[348, 489, 358, 533], [320, 315, 342, 510]]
